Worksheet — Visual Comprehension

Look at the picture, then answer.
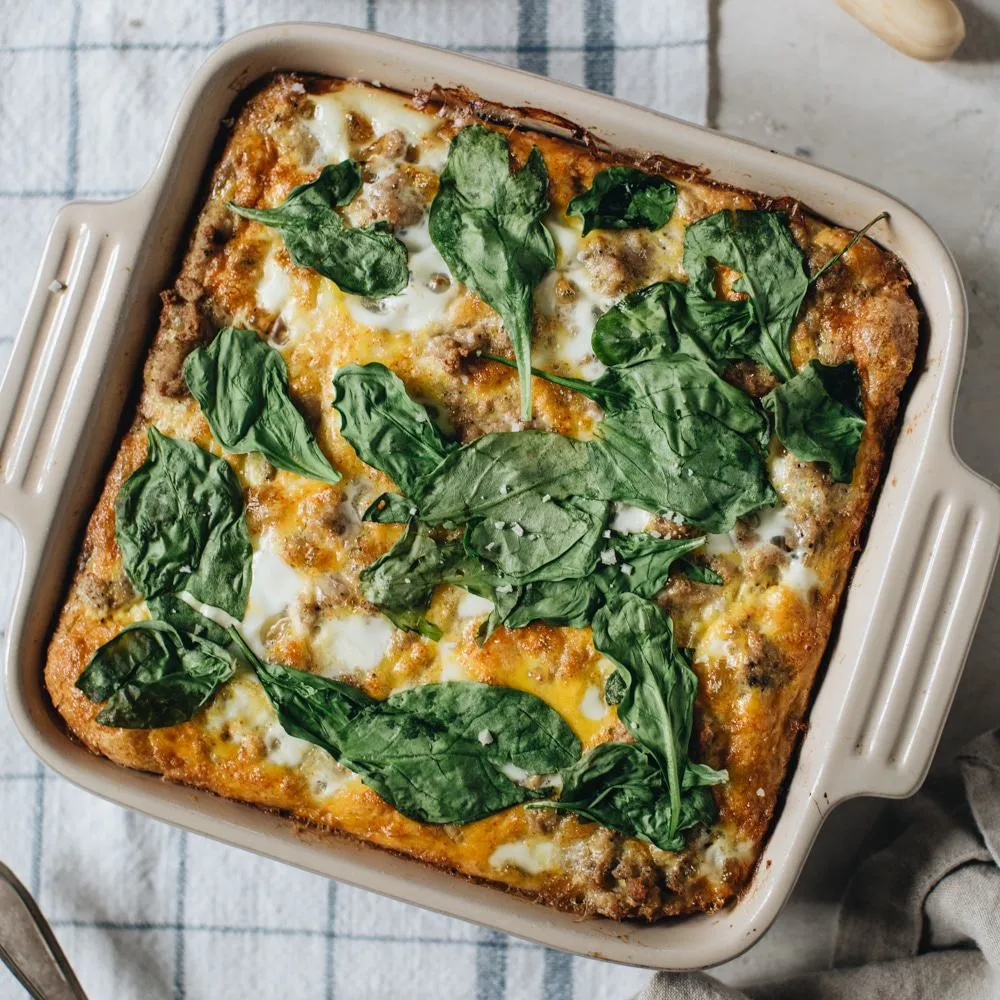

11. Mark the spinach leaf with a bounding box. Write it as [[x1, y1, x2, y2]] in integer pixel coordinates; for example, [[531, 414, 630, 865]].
[[567, 167, 677, 235], [479, 355, 772, 531], [596, 532, 706, 599], [683, 210, 808, 381], [483, 532, 707, 635], [591, 281, 754, 367], [508, 354, 769, 449], [592, 408, 776, 533], [676, 559, 724, 586], [762, 359, 865, 483], [146, 595, 231, 646], [429, 125, 556, 421], [413, 430, 592, 525], [530, 741, 722, 852], [358, 522, 463, 640], [232, 630, 375, 758], [76, 620, 235, 729], [229, 161, 408, 298], [359, 522, 504, 640], [341, 681, 580, 824], [487, 577, 602, 633], [236, 629, 580, 825], [184, 327, 340, 485], [362, 492, 415, 524], [466, 496, 609, 585], [384, 682, 580, 774], [591, 594, 720, 842], [333, 363, 452, 495], [115, 428, 252, 618]]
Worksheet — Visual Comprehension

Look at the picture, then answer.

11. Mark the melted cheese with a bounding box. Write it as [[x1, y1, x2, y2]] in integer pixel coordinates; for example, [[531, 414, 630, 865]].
[[241, 538, 309, 655], [305, 88, 443, 167], [489, 839, 559, 874], [312, 611, 395, 676], [535, 218, 614, 378]]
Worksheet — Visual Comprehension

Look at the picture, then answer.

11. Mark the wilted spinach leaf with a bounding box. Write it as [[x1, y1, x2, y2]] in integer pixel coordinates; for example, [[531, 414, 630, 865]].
[[592, 408, 776, 533], [235, 629, 580, 825], [115, 428, 252, 618], [762, 359, 865, 483], [362, 492, 416, 524], [76, 620, 235, 729], [429, 125, 556, 421], [683, 209, 808, 381], [676, 559, 724, 586], [229, 161, 408, 297], [232, 630, 375, 759], [530, 741, 723, 851], [333, 363, 452, 496], [184, 327, 339, 485], [591, 280, 755, 367], [382, 682, 580, 777], [567, 166, 677, 235], [592, 594, 726, 842], [358, 522, 464, 640], [467, 496, 609, 585], [146, 595, 231, 647], [413, 430, 593, 525], [595, 532, 706, 599], [486, 577, 602, 634]]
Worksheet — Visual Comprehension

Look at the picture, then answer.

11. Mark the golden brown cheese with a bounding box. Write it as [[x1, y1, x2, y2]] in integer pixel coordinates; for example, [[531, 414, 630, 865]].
[[43, 74, 919, 921]]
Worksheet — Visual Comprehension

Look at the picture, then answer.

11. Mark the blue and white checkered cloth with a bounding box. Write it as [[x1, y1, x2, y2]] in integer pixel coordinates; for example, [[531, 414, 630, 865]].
[[0, 2, 707, 996]]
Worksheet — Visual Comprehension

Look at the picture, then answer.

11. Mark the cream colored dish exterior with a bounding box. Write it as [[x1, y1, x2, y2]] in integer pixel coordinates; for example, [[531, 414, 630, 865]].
[[1, 24, 999, 971]]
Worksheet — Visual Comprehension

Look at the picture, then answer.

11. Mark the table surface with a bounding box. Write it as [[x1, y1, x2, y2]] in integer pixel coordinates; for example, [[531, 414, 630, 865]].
[[711, 0, 1000, 985], [1, 1, 999, 989]]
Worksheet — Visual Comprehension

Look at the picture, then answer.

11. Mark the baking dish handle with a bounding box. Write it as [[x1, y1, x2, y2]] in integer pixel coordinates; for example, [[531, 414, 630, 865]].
[[826, 452, 1000, 802], [0, 199, 141, 535]]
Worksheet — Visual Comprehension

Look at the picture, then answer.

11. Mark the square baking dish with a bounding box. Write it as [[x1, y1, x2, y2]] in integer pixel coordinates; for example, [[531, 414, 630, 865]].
[[2, 24, 999, 971]]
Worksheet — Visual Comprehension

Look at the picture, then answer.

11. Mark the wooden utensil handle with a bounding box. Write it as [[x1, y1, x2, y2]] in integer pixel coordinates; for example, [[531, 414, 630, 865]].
[[835, 0, 965, 60]]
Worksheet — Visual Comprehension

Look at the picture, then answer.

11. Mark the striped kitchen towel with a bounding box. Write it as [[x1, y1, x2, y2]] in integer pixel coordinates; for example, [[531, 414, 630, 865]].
[[0, 1, 707, 997]]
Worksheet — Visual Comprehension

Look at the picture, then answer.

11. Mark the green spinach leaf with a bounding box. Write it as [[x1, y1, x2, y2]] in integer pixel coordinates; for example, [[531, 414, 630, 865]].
[[567, 166, 677, 235], [76, 620, 235, 729], [362, 492, 415, 524], [146, 595, 231, 646], [235, 629, 580, 825], [184, 327, 339, 485], [482, 352, 772, 531], [676, 559, 724, 586], [486, 577, 602, 634], [232, 630, 375, 758], [229, 161, 408, 298], [115, 428, 252, 618], [530, 741, 722, 852], [595, 532, 706, 599], [466, 496, 609, 585], [591, 281, 754, 367], [333, 363, 452, 495], [762, 359, 865, 482], [358, 522, 464, 640], [592, 408, 776, 532], [412, 430, 592, 525], [683, 210, 808, 381], [383, 682, 580, 775], [429, 125, 556, 421], [591, 594, 725, 842]]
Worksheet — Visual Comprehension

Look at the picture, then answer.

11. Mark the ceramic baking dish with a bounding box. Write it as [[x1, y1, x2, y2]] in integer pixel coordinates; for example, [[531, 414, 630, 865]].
[[1, 23, 999, 971]]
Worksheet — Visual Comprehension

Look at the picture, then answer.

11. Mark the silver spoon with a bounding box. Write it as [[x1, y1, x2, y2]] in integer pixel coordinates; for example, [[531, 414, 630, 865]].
[[0, 863, 88, 1000]]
